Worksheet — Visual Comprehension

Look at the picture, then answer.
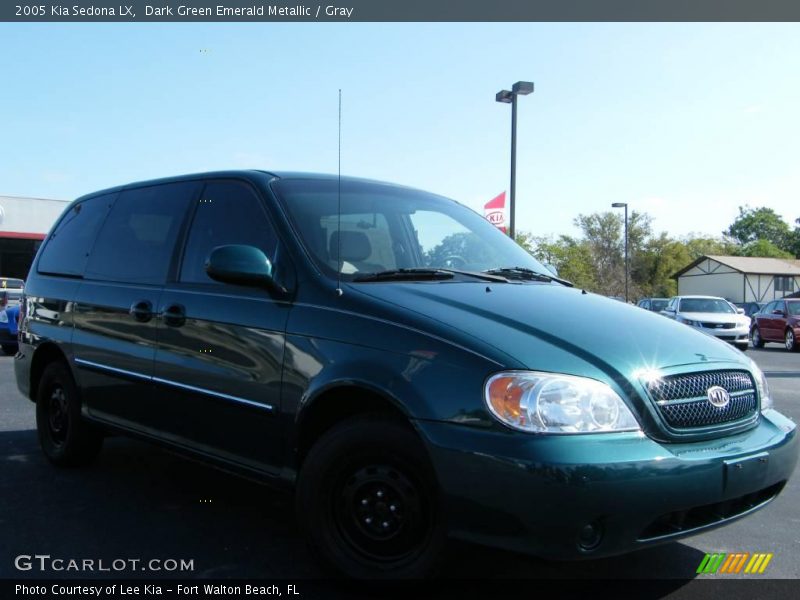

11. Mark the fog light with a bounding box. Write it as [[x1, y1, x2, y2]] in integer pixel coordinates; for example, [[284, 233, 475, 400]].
[[577, 522, 603, 551]]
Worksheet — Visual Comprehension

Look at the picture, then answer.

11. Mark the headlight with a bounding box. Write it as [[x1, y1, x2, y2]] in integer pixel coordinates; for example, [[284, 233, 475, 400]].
[[679, 317, 697, 326], [485, 371, 641, 434], [750, 362, 773, 411]]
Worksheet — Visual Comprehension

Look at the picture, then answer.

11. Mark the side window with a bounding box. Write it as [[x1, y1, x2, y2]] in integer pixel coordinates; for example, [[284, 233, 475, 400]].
[[84, 182, 198, 285], [37, 194, 115, 276], [763, 301, 777, 314], [180, 181, 279, 284]]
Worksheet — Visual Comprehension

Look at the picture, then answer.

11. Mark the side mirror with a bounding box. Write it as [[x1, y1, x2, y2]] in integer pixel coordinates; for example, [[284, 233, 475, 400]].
[[772, 309, 785, 316], [736, 307, 745, 314], [205, 245, 285, 293]]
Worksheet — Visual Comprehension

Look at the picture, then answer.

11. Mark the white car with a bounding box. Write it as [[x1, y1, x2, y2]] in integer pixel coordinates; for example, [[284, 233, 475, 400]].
[[662, 295, 750, 351]]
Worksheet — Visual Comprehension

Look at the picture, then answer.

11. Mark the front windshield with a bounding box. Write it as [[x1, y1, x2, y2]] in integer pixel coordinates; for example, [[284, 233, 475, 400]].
[[273, 178, 550, 280], [651, 299, 668, 312], [679, 298, 735, 314]]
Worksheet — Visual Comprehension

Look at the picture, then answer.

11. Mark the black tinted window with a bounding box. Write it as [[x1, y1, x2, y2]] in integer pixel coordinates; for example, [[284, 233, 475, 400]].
[[180, 181, 279, 284], [85, 182, 198, 284], [37, 194, 114, 276]]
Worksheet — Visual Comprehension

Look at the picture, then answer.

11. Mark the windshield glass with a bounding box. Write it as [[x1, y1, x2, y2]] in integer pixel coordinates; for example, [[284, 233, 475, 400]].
[[788, 302, 800, 316], [651, 299, 668, 312], [679, 298, 735, 314], [273, 178, 550, 281]]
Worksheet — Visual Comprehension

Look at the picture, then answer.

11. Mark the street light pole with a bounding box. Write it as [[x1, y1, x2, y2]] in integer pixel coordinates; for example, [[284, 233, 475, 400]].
[[612, 202, 629, 302], [496, 81, 533, 240]]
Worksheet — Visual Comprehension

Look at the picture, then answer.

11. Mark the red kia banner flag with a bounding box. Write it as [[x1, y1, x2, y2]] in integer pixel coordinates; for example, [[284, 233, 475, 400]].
[[484, 192, 507, 233]]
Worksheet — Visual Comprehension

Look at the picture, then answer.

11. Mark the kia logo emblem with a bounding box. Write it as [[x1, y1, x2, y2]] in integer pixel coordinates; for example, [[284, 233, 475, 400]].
[[707, 386, 731, 408], [486, 211, 505, 225]]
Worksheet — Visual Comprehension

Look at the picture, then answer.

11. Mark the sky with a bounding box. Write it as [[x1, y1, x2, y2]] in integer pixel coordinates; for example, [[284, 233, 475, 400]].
[[1, 22, 799, 241]]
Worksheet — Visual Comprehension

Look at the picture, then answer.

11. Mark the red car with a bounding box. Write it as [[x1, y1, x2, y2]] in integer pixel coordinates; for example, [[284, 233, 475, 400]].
[[750, 298, 800, 351]]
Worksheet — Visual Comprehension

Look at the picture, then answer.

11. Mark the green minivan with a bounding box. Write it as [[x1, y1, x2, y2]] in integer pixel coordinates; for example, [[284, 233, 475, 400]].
[[15, 171, 797, 577]]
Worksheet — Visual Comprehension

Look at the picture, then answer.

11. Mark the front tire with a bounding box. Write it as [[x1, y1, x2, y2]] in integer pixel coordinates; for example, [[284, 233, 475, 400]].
[[36, 361, 103, 467], [296, 415, 446, 578], [786, 329, 799, 352], [751, 327, 764, 348]]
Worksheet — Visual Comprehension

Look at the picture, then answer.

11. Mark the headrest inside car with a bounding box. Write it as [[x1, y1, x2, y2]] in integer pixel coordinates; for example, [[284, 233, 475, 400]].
[[329, 230, 371, 262]]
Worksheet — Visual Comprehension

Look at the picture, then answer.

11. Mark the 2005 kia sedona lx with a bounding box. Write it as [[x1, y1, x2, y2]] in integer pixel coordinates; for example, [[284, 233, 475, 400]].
[[15, 171, 797, 577]]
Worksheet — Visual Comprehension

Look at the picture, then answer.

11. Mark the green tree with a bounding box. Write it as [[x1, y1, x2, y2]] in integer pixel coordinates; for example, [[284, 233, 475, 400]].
[[791, 217, 800, 257], [725, 206, 793, 251], [635, 233, 691, 298], [681, 235, 738, 260], [528, 234, 598, 290], [738, 239, 794, 258], [573, 210, 652, 297]]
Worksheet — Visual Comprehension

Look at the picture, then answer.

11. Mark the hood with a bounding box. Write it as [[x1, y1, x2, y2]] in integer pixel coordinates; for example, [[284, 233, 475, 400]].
[[350, 281, 749, 383]]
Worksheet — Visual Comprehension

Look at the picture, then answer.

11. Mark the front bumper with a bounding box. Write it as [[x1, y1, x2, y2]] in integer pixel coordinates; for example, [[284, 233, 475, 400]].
[[692, 324, 750, 345], [415, 410, 797, 560]]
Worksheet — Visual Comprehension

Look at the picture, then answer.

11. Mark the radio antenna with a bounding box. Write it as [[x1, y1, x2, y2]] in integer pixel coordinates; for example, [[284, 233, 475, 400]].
[[335, 89, 343, 297]]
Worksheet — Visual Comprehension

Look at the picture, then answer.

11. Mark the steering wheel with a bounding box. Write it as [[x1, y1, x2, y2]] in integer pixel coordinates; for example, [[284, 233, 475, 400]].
[[442, 255, 467, 269]]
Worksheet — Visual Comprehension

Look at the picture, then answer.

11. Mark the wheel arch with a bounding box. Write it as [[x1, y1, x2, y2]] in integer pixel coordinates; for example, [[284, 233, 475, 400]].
[[29, 342, 71, 403], [293, 382, 418, 468]]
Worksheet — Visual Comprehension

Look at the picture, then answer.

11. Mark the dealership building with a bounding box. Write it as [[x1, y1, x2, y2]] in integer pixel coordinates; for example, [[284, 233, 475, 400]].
[[0, 195, 69, 280]]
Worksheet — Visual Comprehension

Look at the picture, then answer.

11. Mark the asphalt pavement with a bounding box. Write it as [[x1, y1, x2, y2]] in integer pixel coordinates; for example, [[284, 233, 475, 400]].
[[1, 347, 798, 581]]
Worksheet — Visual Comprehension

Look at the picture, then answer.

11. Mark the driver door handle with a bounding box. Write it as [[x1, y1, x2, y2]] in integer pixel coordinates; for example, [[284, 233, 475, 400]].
[[161, 304, 186, 328], [129, 300, 154, 323]]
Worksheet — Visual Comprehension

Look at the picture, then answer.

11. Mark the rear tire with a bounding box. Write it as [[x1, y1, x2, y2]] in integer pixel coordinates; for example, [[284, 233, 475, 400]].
[[786, 329, 798, 352], [1, 344, 16, 356], [750, 327, 764, 348], [296, 415, 446, 578], [36, 361, 103, 467]]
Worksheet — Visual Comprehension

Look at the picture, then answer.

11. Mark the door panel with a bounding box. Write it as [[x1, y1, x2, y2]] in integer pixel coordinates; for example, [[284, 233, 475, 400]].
[[72, 180, 200, 430], [153, 288, 289, 471], [73, 281, 162, 427], [150, 179, 290, 473]]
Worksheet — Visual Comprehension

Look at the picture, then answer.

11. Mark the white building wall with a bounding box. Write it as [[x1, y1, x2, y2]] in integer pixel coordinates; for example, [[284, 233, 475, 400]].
[[678, 271, 745, 301], [0, 195, 69, 236]]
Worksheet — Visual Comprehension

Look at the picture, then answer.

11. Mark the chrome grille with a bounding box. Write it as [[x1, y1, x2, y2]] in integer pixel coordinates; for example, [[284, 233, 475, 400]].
[[700, 322, 735, 329], [646, 370, 757, 429]]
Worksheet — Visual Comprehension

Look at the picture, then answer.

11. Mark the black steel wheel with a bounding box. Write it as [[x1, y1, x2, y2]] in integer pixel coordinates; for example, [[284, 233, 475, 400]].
[[296, 415, 445, 578], [36, 361, 103, 467]]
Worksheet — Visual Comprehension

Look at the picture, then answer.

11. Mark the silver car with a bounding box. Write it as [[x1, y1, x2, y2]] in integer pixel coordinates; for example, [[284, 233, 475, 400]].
[[662, 295, 751, 351]]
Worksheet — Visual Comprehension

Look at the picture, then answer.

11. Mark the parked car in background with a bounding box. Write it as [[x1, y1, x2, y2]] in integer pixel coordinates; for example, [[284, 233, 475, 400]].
[[637, 297, 669, 313], [662, 295, 751, 351], [735, 302, 765, 321], [750, 298, 800, 352], [0, 278, 24, 307], [0, 303, 20, 355]]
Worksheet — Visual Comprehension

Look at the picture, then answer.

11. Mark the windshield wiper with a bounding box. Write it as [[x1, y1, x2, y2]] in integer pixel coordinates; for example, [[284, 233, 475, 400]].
[[353, 268, 456, 282], [353, 268, 509, 283], [484, 266, 574, 287]]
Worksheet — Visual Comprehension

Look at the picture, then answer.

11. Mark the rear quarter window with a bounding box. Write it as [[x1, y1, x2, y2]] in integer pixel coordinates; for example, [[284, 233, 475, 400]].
[[37, 194, 115, 277], [84, 182, 199, 285]]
